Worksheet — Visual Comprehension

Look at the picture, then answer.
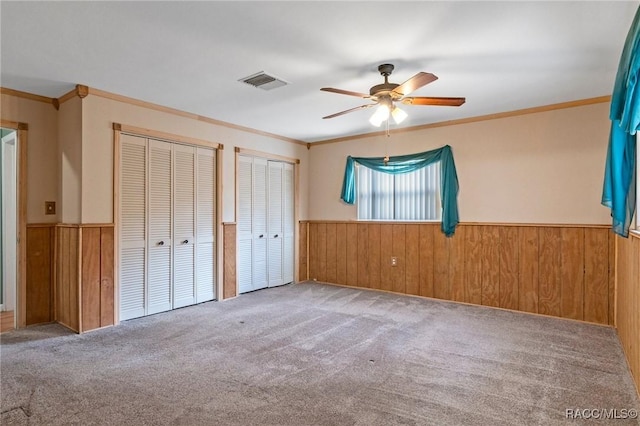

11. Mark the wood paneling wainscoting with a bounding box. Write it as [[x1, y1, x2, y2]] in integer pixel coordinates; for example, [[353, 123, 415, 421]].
[[301, 222, 615, 326], [25, 224, 114, 333], [616, 232, 640, 395], [56, 225, 79, 331], [223, 222, 237, 299], [26, 224, 55, 325], [80, 225, 114, 331]]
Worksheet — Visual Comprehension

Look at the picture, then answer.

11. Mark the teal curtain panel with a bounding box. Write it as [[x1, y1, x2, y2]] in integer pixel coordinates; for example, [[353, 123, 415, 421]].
[[602, 5, 640, 237], [340, 145, 459, 236]]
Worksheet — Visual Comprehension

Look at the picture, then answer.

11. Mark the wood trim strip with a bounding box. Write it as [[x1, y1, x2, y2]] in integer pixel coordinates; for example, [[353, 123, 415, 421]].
[[0, 119, 27, 130], [222, 223, 237, 300], [629, 230, 640, 241], [216, 146, 224, 302], [236, 147, 300, 164], [0, 311, 15, 333], [112, 126, 121, 325], [114, 123, 220, 149], [16, 127, 28, 328], [57, 88, 77, 105], [89, 87, 306, 146], [1, 87, 57, 107], [294, 162, 300, 282], [302, 220, 610, 228], [26, 223, 58, 228], [310, 96, 611, 146]]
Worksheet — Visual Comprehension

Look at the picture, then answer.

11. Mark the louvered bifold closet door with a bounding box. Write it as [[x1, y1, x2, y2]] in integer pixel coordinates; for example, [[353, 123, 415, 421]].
[[120, 135, 147, 320], [252, 158, 269, 291], [173, 144, 196, 309], [147, 139, 173, 315], [238, 155, 254, 294], [282, 163, 295, 284], [268, 161, 284, 287], [195, 147, 216, 303]]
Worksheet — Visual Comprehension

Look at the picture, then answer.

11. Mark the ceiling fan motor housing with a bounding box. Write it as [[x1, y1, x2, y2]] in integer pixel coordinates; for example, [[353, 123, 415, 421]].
[[370, 63, 403, 98]]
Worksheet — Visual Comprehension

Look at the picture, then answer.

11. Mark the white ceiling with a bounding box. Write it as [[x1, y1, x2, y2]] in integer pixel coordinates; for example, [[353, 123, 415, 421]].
[[1, 1, 636, 143]]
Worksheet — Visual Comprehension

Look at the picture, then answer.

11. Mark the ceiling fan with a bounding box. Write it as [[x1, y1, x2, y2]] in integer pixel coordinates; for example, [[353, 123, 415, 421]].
[[321, 64, 465, 126]]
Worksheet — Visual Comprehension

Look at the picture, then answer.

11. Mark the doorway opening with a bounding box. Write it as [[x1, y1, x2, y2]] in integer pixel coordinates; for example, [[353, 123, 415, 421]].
[[1, 127, 18, 330]]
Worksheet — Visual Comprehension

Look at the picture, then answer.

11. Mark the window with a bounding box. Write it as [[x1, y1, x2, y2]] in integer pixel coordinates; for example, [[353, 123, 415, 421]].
[[356, 162, 441, 220]]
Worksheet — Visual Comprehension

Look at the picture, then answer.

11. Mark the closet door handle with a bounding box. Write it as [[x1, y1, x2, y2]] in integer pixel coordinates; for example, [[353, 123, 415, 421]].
[[158, 241, 165, 246], [259, 234, 264, 238], [274, 234, 279, 238], [182, 240, 189, 244]]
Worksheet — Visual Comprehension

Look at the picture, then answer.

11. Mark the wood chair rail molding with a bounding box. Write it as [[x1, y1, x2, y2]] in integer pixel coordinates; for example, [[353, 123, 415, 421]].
[[300, 220, 611, 229]]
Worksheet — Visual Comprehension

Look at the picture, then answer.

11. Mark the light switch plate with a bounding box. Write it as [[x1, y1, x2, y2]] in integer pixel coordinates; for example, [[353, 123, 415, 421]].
[[45, 201, 56, 215]]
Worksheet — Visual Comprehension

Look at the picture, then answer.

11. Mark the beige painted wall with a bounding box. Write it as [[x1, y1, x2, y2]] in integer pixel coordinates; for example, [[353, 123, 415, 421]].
[[81, 94, 309, 224], [1, 94, 59, 223], [308, 102, 612, 224], [58, 96, 82, 223]]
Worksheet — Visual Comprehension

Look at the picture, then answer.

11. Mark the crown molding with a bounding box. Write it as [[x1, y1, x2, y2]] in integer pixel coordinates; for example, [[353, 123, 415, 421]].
[[310, 95, 612, 147]]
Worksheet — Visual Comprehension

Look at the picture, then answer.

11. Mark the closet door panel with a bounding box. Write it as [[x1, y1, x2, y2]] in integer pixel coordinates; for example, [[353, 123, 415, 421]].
[[253, 239, 268, 290], [148, 247, 171, 314], [238, 156, 254, 293], [147, 139, 172, 315], [196, 148, 216, 302], [120, 135, 147, 320], [252, 158, 268, 291], [238, 240, 253, 293], [173, 144, 196, 308], [268, 161, 283, 287]]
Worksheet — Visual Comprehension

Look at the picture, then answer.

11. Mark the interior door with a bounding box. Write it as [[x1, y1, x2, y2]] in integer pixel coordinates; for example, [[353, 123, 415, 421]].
[[119, 134, 147, 321], [173, 144, 196, 309], [268, 161, 283, 287], [196, 147, 216, 303], [147, 139, 173, 315]]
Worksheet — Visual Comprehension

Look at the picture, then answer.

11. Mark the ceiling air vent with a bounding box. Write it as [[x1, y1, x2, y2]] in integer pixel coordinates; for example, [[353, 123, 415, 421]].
[[239, 71, 288, 91]]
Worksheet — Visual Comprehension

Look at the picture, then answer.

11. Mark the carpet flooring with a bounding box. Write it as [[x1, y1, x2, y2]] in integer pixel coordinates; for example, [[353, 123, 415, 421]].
[[1, 282, 639, 425]]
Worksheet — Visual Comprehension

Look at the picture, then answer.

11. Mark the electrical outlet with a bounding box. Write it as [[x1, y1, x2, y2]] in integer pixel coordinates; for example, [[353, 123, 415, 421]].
[[45, 201, 56, 215], [391, 256, 398, 266]]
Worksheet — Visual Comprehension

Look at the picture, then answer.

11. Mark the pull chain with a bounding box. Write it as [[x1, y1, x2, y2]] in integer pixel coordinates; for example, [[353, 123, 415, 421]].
[[384, 120, 390, 164]]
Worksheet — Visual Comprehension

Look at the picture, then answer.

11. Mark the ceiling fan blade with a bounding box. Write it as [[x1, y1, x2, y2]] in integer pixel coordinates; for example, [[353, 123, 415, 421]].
[[322, 104, 376, 119], [321, 87, 371, 98], [401, 96, 466, 106], [392, 72, 438, 96]]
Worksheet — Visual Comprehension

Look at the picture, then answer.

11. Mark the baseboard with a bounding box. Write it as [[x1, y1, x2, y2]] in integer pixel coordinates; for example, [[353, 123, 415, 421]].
[[0, 311, 15, 333]]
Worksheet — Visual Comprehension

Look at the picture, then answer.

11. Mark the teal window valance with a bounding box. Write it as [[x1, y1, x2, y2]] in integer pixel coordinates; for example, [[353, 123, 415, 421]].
[[340, 145, 459, 236], [602, 5, 639, 237]]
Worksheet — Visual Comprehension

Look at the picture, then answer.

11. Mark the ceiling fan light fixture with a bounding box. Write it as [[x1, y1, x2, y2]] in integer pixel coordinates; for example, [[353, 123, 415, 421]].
[[369, 104, 390, 127], [391, 106, 408, 124]]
